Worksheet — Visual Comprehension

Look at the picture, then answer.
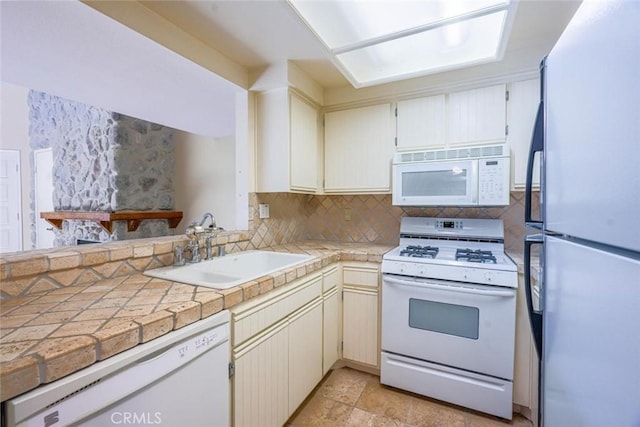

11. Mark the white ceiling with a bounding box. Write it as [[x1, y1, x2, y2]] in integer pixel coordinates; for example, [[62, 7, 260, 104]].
[[0, 1, 243, 138], [0, 1, 581, 138], [141, 0, 582, 89]]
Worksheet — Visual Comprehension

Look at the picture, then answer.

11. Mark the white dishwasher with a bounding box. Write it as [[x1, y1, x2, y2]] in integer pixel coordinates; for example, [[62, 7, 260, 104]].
[[3, 310, 230, 427]]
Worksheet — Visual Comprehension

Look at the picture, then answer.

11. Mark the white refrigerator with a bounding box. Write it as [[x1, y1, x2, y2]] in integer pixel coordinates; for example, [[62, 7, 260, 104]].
[[523, 1, 640, 426]]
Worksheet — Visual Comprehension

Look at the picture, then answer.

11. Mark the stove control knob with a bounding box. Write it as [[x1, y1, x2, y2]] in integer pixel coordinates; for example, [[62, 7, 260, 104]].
[[462, 269, 470, 280], [399, 264, 408, 274], [484, 272, 494, 282], [417, 266, 425, 276]]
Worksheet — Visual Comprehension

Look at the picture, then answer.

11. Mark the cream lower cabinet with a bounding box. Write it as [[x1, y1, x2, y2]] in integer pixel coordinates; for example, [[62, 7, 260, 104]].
[[233, 320, 289, 427], [322, 265, 341, 375], [231, 268, 334, 427], [288, 298, 323, 412], [513, 270, 540, 425], [342, 262, 380, 368]]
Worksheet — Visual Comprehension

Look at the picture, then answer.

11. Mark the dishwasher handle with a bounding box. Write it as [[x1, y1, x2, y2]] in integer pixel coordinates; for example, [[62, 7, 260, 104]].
[[384, 276, 515, 297]]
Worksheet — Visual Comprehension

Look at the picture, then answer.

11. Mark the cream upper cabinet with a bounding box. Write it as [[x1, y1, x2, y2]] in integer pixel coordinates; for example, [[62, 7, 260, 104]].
[[256, 88, 320, 193], [290, 93, 320, 192], [449, 84, 507, 145], [324, 103, 394, 193], [507, 78, 541, 189], [396, 95, 447, 151]]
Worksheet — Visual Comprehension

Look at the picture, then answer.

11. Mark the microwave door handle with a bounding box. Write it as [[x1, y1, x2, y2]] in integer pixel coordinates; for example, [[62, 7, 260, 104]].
[[524, 234, 543, 359], [384, 276, 514, 297], [525, 101, 544, 226]]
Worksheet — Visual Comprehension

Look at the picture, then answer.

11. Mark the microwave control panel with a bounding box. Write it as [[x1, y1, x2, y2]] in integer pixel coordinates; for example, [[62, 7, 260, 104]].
[[478, 157, 510, 205]]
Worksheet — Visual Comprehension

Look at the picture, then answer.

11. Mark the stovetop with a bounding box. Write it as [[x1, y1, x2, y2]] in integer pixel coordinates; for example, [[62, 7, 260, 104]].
[[400, 245, 498, 264], [382, 217, 518, 287], [384, 242, 516, 271]]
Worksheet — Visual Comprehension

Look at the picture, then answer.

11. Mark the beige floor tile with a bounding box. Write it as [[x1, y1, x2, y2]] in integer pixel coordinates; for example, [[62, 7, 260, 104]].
[[289, 394, 353, 426], [345, 407, 402, 427], [321, 368, 370, 406], [407, 397, 465, 427], [355, 382, 412, 423], [294, 368, 535, 427]]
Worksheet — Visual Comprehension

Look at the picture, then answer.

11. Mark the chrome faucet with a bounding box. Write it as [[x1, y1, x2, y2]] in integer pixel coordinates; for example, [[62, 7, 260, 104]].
[[183, 212, 225, 263], [198, 212, 216, 229]]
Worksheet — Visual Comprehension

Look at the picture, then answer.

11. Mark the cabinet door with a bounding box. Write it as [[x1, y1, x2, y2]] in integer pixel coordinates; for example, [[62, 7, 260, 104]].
[[507, 79, 541, 189], [288, 299, 323, 413], [323, 287, 340, 375], [342, 287, 379, 367], [513, 272, 534, 407], [233, 321, 289, 427], [324, 103, 393, 193], [396, 95, 446, 151], [290, 93, 319, 192], [449, 84, 506, 145], [256, 88, 289, 192]]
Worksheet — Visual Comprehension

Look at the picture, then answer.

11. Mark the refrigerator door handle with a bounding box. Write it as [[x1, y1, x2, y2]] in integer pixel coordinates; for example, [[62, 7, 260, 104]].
[[524, 234, 543, 359], [524, 100, 544, 227]]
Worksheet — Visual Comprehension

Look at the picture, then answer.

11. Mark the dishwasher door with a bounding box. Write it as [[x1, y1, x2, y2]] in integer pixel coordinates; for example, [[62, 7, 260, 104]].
[[4, 310, 230, 427]]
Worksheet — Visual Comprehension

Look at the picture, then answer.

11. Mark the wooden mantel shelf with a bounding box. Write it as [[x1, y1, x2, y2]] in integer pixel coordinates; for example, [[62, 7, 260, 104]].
[[40, 211, 183, 234]]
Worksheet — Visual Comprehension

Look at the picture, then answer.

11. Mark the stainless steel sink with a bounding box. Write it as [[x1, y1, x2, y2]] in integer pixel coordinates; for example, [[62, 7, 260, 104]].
[[144, 250, 313, 290]]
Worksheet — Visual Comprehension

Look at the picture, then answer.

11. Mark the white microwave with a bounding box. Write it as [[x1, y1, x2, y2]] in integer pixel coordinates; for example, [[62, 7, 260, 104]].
[[392, 144, 510, 206]]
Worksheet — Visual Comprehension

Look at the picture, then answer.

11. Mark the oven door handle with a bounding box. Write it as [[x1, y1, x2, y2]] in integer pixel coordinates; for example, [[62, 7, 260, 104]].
[[384, 276, 515, 297]]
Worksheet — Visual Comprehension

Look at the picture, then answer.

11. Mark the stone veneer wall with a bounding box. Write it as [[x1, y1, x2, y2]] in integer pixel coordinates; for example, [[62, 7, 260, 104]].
[[248, 191, 539, 254], [28, 91, 175, 246]]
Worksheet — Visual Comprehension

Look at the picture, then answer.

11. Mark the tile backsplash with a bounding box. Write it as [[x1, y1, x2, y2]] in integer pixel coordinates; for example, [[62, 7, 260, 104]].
[[250, 191, 539, 254]]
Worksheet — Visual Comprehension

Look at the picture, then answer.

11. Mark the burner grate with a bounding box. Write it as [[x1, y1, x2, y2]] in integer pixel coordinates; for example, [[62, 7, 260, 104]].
[[455, 248, 497, 264], [400, 245, 439, 259]]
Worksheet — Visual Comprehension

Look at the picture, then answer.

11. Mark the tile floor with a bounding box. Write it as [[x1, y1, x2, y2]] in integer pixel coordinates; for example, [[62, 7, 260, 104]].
[[287, 367, 534, 427]]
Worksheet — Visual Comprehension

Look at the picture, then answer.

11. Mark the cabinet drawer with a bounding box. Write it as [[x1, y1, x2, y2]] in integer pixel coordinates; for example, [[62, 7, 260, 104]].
[[343, 263, 379, 289], [322, 265, 340, 292], [232, 272, 322, 346]]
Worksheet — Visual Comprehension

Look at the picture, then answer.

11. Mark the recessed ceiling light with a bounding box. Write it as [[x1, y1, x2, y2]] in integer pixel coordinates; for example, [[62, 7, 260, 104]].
[[287, 0, 518, 87]]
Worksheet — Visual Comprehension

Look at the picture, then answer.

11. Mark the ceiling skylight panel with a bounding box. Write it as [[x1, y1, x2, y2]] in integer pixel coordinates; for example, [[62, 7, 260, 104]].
[[287, 0, 516, 87], [336, 11, 508, 86]]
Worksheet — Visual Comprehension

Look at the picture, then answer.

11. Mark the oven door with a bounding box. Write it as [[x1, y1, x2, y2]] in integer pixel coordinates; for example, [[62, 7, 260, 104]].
[[392, 159, 478, 206], [382, 274, 516, 380]]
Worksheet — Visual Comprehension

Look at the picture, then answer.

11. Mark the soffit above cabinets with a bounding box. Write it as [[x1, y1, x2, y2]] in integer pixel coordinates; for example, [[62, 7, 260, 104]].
[[286, 0, 518, 88]]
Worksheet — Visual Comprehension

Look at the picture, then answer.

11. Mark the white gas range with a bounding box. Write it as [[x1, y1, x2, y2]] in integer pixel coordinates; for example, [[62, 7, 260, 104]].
[[381, 217, 518, 420]]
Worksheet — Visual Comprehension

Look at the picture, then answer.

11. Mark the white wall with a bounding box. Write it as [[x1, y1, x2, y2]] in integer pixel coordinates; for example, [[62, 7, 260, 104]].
[[0, 82, 31, 249], [175, 132, 237, 232]]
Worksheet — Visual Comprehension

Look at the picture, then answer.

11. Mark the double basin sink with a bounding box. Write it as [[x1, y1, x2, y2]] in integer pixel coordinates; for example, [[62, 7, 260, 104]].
[[144, 250, 313, 290]]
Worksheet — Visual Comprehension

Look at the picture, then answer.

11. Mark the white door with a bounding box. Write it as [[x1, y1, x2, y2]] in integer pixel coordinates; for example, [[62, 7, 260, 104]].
[[543, 236, 640, 427], [0, 149, 22, 253], [34, 148, 55, 249]]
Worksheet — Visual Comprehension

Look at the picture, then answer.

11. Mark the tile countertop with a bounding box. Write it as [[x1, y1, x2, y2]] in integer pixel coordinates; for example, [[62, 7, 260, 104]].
[[0, 241, 393, 402]]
